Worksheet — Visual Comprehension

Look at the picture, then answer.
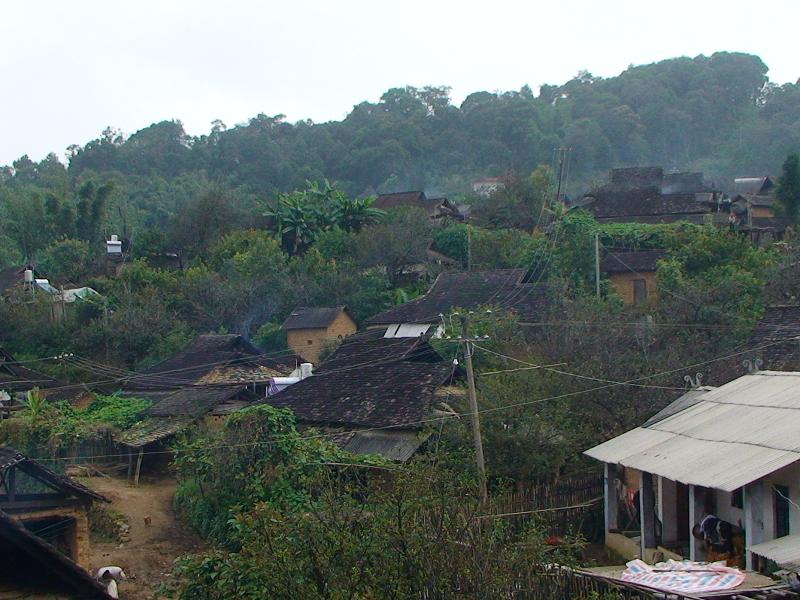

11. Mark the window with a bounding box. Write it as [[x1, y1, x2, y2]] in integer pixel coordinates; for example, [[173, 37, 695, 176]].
[[307, 340, 313, 345], [731, 487, 743, 510], [633, 279, 648, 305], [775, 485, 791, 538]]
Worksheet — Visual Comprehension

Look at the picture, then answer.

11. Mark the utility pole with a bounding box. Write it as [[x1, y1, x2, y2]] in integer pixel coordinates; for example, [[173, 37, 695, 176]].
[[466, 224, 472, 272], [457, 313, 487, 504], [594, 232, 601, 298]]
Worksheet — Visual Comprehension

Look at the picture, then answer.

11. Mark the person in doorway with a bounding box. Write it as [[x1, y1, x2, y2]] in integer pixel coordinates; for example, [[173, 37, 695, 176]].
[[692, 515, 744, 567], [96, 566, 126, 598]]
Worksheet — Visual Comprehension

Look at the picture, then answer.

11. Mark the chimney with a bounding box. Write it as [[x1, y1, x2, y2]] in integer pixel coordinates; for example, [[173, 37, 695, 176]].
[[299, 363, 313, 379]]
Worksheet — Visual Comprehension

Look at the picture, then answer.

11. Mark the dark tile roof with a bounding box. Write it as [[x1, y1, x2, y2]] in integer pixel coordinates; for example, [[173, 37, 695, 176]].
[[601, 250, 666, 274], [0, 350, 58, 392], [610, 167, 663, 189], [0, 447, 108, 503], [128, 334, 292, 390], [374, 191, 462, 218], [281, 306, 353, 330], [259, 328, 456, 430], [746, 306, 800, 371], [146, 384, 258, 417], [580, 188, 714, 220], [0, 266, 25, 294], [366, 269, 551, 325], [734, 193, 776, 208], [117, 415, 196, 448], [374, 191, 428, 209], [0, 508, 111, 599], [263, 361, 454, 430]]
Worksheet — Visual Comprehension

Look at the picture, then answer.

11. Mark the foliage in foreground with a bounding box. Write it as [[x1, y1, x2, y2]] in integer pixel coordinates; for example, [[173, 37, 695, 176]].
[[0, 391, 151, 456], [175, 463, 579, 600], [172, 404, 386, 543]]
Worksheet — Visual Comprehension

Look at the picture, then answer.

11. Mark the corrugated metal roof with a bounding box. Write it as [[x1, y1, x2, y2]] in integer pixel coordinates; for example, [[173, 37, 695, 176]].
[[117, 416, 196, 447], [749, 534, 800, 572], [643, 387, 714, 426], [585, 372, 800, 492]]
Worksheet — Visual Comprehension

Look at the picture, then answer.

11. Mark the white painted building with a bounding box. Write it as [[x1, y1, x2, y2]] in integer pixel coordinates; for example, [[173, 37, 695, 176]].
[[585, 371, 800, 571]]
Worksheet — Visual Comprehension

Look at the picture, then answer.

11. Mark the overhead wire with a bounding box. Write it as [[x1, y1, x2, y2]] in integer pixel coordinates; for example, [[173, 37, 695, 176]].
[[32, 334, 797, 464]]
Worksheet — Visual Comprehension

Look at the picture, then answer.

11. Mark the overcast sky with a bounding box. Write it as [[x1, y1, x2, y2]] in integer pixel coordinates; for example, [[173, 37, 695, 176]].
[[1, 0, 798, 166]]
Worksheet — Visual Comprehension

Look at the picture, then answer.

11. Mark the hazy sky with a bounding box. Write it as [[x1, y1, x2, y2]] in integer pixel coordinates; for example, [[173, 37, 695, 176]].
[[2, 0, 798, 166]]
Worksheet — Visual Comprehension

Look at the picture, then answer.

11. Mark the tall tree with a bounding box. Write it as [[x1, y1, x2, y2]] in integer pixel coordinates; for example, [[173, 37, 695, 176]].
[[777, 153, 800, 225]]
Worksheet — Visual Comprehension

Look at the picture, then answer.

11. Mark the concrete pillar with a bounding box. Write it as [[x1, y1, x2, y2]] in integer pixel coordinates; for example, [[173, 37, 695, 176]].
[[744, 481, 766, 570], [640, 471, 657, 558], [659, 476, 678, 545], [604, 463, 619, 542], [688, 485, 705, 561]]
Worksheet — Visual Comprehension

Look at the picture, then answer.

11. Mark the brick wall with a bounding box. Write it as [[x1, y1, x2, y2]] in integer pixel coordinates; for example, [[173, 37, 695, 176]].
[[609, 272, 658, 306], [286, 312, 357, 364]]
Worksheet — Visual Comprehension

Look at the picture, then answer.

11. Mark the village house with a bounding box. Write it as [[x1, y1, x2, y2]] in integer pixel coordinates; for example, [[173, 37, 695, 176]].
[[263, 328, 461, 461], [601, 249, 665, 306], [0, 447, 108, 568], [374, 190, 464, 220], [575, 167, 728, 225], [366, 268, 551, 330], [281, 306, 357, 365], [126, 333, 301, 393], [585, 371, 800, 573], [118, 384, 264, 483], [0, 507, 110, 599], [730, 176, 790, 242]]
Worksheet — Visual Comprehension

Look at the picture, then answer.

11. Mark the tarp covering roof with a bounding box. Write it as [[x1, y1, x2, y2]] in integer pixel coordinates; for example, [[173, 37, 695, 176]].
[[585, 372, 800, 492], [749, 534, 800, 572]]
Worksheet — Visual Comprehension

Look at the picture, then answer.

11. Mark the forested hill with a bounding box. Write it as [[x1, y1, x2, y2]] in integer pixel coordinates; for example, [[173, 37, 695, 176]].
[[4, 51, 800, 198]]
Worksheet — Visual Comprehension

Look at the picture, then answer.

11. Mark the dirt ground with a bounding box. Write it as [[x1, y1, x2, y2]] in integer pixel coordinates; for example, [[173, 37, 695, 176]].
[[81, 475, 204, 600]]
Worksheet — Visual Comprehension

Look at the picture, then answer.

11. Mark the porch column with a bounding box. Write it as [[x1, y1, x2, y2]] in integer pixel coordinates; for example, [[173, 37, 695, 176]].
[[744, 480, 766, 570], [658, 476, 678, 546], [604, 463, 619, 541], [640, 471, 657, 558], [688, 485, 705, 561]]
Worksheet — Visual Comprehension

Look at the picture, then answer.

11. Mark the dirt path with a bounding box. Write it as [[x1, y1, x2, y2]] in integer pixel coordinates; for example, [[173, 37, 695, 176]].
[[82, 475, 204, 600]]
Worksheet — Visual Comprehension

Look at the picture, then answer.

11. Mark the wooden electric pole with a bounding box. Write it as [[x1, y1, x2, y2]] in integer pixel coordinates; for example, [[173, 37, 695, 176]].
[[458, 313, 488, 505], [595, 232, 601, 298]]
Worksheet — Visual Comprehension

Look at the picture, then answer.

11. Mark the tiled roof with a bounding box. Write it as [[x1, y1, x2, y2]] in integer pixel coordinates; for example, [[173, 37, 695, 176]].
[[600, 250, 667, 274], [281, 306, 352, 330], [263, 361, 455, 429], [0, 266, 25, 294], [374, 191, 462, 218], [746, 306, 800, 371], [581, 188, 714, 220], [117, 415, 196, 447], [366, 269, 551, 325], [129, 334, 294, 390], [0, 508, 112, 599], [146, 384, 257, 417], [0, 447, 108, 503], [261, 328, 456, 430]]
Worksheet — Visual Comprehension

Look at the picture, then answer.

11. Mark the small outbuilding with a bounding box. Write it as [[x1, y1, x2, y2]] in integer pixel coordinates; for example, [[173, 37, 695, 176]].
[[281, 306, 357, 365], [600, 249, 665, 306], [586, 371, 800, 571], [0, 447, 109, 568]]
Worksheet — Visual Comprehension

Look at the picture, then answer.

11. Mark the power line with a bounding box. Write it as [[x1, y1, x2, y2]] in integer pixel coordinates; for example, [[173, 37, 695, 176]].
[[33, 334, 796, 464]]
